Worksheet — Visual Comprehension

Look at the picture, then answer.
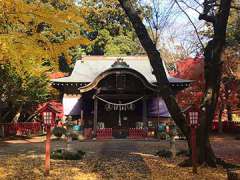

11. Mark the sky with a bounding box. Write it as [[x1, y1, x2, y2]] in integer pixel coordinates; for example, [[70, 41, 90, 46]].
[[136, 0, 205, 56], [76, 0, 206, 57], [153, 0, 205, 56]]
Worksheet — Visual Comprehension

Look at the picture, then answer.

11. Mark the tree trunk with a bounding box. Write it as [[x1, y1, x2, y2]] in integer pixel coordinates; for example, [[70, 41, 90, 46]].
[[226, 104, 232, 122], [170, 135, 176, 158], [197, 0, 232, 166], [118, 0, 232, 166], [196, 40, 224, 166], [218, 103, 224, 134], [0, 112, 2, 123], [0, 125, 4, 137], [2, 104, 23, 123], [13, 105, 23, 123], [118, 0, 190, 151], [2, 108, 16, 123]]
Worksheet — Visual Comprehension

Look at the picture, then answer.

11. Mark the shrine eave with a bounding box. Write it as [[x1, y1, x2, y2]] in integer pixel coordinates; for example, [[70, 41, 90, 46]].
[[77, 68, 193, 93], [51, 57, 194, 90], [51, 74, 193, 90], [51, 81, 89, 87]]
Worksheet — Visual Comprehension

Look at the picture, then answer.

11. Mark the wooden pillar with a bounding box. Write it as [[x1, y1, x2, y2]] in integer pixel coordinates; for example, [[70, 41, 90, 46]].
[[80, 96, 84, 126], [0, 125, 4, 137], [191, 127, 197, 174], [142, 96, 147, 129], [45, 125, 51, 176], [93, 97, 98, 137], [80, 110, 84, 125]]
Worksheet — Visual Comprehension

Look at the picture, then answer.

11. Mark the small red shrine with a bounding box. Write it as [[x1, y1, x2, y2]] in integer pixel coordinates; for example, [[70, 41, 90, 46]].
[[38, 103, 61, 127]]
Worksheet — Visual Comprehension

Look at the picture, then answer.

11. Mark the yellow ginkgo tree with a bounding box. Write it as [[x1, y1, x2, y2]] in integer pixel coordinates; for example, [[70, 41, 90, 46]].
[[0, 0, 90, 65], [0, 0, 91, 122]]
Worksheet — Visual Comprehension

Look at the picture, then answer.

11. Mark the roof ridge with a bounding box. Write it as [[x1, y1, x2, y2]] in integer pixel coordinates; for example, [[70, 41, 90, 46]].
[[81, 56, 149, 61]]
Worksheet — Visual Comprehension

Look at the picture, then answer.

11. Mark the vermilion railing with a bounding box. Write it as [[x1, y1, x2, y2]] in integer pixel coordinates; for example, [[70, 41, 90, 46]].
[[84, 128, 92, 139], [128, 128, 147, 139], [97, 128, 112, 139], [0, 122, 42, 136], [212, 121, 240, 133]]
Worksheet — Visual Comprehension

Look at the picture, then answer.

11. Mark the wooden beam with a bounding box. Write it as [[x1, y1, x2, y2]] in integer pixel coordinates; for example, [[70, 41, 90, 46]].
[[80, 97, 84, 126], [93, 97, 98, 137], [97, 94, 149, 100], [142, 96, 148, 129]]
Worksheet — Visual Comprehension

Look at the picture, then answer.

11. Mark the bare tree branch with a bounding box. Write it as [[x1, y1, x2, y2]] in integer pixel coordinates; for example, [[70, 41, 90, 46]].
[[118, 0, 190, 143], [174, 0, 205, 50], [139, 0, 175, 47], [178, 0, 201, 14], [192, 0, 204, 7]]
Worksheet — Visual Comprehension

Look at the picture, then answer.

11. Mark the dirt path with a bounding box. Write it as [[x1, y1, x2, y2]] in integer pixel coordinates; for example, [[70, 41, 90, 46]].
[[0, 136, 239, 164], [0, 136, 239, 179], [211, 135, 240, 164]]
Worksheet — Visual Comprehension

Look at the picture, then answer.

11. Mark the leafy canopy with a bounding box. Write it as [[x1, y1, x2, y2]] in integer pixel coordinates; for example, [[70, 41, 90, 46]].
[[0, 0, 91, 122], [79, 0, 144, 55], [0, 0, 90, 66]]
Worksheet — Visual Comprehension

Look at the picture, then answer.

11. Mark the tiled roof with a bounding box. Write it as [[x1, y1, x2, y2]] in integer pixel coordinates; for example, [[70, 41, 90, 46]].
[[51, 56, 193, 84]]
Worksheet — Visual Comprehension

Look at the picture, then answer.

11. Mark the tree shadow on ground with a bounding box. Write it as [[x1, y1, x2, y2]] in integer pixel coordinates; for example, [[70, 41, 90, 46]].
[[87, 141, 152, 179], [0, 141, 45, 156], [0, 138, 234, 180], [0, 140, 152, 179]]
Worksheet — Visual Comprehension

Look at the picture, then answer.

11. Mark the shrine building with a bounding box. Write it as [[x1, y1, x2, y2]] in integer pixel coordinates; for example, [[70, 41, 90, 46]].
[[51, 56, 192, 138]]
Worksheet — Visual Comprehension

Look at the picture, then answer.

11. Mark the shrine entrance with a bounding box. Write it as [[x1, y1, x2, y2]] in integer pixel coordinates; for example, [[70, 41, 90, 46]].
[[52, 57, 192, 139], [79, 61, 152, 138], [96, 96, 146, 138]]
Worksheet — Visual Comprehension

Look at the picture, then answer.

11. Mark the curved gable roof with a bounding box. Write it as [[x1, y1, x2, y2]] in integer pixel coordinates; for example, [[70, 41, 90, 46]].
[[51, 56, 193, 85], [79, 67, 163, 93]]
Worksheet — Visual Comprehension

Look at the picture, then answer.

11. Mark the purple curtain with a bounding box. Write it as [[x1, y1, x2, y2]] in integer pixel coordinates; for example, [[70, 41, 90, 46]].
[[148, 97, 171, 118]]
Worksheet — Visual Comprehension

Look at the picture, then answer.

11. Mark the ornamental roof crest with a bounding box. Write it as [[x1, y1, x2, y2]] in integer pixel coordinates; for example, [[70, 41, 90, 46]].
[[111, 58, 130, 69]]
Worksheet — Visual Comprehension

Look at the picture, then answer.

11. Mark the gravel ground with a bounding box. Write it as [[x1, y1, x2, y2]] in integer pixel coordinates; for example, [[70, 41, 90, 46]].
[[0, 135, 239, 180]]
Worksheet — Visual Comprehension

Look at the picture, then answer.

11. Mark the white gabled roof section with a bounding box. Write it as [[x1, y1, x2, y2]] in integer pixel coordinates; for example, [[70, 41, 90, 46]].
[[51, 56, 193, 84]]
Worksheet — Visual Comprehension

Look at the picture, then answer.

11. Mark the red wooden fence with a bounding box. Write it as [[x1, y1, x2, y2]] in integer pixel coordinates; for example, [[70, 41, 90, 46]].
[[97, 128, 112, 139], [84, 128, 92, 139], [0, 122, 41, 136], [212, 121, 240, 133], [128, 128, 147, 139]]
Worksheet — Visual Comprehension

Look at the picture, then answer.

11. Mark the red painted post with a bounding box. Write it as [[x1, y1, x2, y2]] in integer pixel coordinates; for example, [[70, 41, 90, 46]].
[[187, 105, 199, 174], [45, 125, 51, 176], [191, 127, 197, 174]]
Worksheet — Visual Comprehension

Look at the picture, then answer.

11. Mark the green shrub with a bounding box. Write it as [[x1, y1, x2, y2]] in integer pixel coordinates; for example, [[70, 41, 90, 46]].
[[156, 149, 172, 158], [156, 132, 168, 140], [51, 149, 85, 160], [176, 149, 190, 157], [52, 127, 66, 138], [69, 130, 79, 140]]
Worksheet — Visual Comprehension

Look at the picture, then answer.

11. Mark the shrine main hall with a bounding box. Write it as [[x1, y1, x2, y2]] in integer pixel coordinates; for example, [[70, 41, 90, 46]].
[[52, 56, 192, 138]]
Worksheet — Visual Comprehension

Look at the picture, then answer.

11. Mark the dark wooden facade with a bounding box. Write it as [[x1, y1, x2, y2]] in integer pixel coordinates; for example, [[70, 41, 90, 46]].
[[52, 57, 192, 138]]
